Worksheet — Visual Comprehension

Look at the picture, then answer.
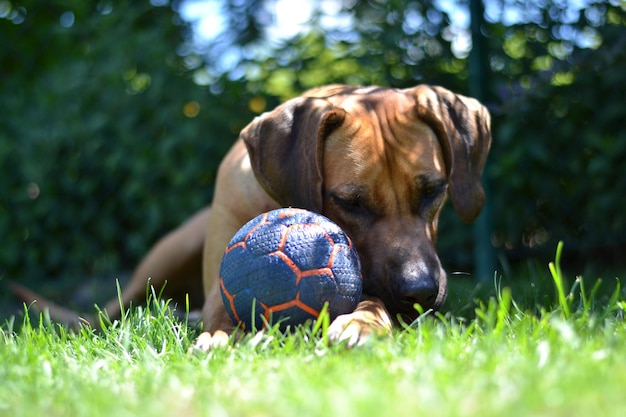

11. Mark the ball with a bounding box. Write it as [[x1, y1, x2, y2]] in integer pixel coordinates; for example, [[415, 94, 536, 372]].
[[218, 208, 363, 330]]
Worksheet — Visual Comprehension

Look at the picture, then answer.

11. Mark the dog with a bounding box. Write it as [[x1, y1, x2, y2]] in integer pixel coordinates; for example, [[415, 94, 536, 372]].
[[11, 84, 491, 349]]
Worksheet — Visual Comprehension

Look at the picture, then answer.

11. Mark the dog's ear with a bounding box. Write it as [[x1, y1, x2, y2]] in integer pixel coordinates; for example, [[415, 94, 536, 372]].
[[412, 85, 492, 223], [240, 97, 346, 212]]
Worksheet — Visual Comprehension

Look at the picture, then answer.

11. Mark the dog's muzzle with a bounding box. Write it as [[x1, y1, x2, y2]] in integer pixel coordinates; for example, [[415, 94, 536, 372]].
[[388, 258, 448, 318]]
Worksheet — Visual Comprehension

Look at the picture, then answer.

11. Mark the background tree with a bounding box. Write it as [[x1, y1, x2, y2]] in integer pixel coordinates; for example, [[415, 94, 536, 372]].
[[0, 1, 257, 287]]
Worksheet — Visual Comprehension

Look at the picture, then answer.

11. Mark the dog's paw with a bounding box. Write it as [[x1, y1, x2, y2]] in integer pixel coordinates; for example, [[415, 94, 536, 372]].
[[327, 314, 373, 348], [327, 298, 394, 348], [189, 330, 230, 353], [327, 312, 392, 348]]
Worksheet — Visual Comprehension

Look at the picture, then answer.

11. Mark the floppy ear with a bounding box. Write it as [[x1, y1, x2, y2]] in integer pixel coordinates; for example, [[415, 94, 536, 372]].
[[412, 85, 492, 223], [240, 97, 346, 212]]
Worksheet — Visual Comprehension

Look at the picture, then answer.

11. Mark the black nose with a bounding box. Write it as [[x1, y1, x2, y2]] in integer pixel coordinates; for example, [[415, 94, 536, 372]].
[[391, 259, 445, 312], [398, 276, 440, 311]]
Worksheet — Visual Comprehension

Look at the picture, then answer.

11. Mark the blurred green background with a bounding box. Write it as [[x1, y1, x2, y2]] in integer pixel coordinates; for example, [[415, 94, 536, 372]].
[[1, 0, 625, 315]]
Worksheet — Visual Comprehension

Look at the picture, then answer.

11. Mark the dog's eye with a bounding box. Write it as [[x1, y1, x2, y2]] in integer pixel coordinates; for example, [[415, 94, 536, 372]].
[[332, 194, 368, 215], [423, 182, 446, 198], [420, 180, 447, 210]]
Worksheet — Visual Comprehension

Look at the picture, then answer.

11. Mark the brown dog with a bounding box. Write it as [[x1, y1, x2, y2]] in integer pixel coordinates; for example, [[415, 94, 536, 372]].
[[12, 84, 491, 348]]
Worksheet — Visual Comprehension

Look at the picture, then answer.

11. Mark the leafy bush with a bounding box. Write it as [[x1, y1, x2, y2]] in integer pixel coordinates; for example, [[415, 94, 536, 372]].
[[489, 22, 626, 265], [0, 1, 253, 280]]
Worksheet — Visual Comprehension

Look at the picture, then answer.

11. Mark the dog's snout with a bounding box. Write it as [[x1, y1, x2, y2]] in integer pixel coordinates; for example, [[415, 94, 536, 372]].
[[390, 258, 446, 313], [398, 277, 439, 311]]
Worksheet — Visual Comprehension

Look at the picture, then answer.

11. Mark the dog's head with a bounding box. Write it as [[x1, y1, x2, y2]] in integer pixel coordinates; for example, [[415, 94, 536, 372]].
[[241, 85, 491, 321]]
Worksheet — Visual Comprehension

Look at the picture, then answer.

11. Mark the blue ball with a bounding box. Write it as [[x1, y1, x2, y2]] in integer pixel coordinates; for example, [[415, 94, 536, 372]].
[[219, 208, 363, 330]]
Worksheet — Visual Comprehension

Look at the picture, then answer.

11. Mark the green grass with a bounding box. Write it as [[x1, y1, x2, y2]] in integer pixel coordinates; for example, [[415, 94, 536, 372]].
[[2, 242, 625, 417]]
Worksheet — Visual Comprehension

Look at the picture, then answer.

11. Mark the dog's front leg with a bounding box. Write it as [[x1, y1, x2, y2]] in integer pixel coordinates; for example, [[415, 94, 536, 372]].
[[192, 285, 238, 351], [327, 297, 393, 348]]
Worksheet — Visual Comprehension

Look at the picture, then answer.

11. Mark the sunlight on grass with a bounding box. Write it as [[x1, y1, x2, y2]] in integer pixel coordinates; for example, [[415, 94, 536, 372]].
[[1, 242, 625, 417]]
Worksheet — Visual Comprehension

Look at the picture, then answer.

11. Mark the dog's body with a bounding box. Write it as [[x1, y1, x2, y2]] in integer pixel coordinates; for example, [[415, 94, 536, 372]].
[[12, 84, 491, 348]]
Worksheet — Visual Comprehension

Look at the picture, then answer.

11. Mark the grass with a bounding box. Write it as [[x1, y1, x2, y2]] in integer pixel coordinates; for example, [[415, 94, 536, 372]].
[[1, 242, 625, 417]]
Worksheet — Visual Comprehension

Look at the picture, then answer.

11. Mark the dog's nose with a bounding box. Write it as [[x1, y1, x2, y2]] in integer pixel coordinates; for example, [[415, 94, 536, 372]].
[[398, 277, 440, 311], [392, 259, 443, 312]]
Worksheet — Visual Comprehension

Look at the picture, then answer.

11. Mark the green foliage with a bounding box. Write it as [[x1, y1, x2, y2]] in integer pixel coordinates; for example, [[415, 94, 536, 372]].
[[230, 0, 468, 99], [490, 18, 626, 260], [0, 1, 255, 281]]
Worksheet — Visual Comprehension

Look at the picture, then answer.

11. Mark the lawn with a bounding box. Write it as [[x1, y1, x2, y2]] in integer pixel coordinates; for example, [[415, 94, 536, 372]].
[[1, 243, 625, 417]]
